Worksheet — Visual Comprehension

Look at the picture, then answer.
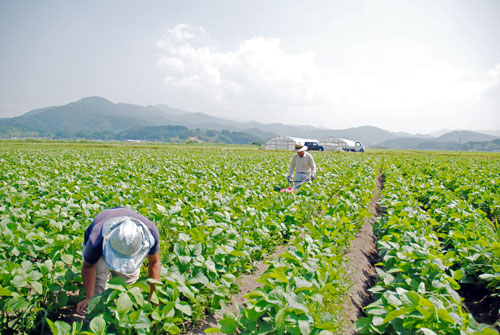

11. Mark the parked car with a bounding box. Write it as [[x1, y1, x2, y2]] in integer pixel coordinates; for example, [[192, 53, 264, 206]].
[[304, 141, 325, 151]]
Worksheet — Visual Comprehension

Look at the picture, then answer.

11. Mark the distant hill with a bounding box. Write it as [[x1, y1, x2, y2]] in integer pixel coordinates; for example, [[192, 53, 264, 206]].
[[1, 96, 498, 150], [0, 97, 173, 134], [436, 130, 499, 143], [479, 130, 500, 137], [117, 125, 263, 144], [376, 130, 500, 151], [462, 139, 500, 151], [0, 96, 408, 146]]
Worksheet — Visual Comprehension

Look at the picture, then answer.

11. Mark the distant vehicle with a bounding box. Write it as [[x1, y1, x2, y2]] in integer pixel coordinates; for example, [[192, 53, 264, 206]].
[[304, 141, 325, 151], [342, 141, 365, 152]]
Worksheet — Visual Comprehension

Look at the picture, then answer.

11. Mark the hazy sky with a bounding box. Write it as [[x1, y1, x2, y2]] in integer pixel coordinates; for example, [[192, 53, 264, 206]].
[[1, 0, 499, 133]]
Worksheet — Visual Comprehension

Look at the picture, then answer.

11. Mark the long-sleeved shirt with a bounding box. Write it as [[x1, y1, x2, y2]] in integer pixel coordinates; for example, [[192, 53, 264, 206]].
[[288, 152, 317, 176]]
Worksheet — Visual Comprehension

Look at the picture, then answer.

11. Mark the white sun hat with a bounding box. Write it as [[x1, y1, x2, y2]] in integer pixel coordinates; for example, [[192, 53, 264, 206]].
[[294, 143, 308, 152], [102, 216, 155, 274]]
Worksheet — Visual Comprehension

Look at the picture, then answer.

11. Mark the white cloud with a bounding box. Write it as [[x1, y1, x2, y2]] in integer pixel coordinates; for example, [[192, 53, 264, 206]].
[[487, 63, 500, 81], [157, 25, 323, 105], [157, 25, 500, 131]]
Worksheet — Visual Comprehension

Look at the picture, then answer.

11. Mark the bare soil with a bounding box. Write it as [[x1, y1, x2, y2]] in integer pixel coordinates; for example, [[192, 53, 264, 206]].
[[460, 283, 500, 330], [342, 173, 384, 335]]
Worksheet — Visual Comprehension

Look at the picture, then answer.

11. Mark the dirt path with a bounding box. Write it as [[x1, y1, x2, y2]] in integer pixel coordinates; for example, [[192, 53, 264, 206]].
[[343, 173, 384, 334], [186, 243, 293, 334]]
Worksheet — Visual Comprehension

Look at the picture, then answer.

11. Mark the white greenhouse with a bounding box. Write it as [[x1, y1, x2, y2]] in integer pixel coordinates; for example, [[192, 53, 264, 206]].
[[319, 136, 355, 151], [265, 136, 315, 151]]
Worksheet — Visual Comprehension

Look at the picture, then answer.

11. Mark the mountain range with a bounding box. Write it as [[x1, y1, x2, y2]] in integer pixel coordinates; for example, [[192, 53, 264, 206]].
[[1, 96, 499, 151]]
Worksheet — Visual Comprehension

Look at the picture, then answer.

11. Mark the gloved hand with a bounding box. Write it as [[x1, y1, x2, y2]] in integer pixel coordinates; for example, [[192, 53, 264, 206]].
[[311, 175, 315, 181], [287, 175, 292, 182]]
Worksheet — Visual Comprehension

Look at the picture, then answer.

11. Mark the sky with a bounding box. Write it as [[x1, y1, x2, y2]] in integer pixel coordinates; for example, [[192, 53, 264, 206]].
[[1, 0, 499, 134]]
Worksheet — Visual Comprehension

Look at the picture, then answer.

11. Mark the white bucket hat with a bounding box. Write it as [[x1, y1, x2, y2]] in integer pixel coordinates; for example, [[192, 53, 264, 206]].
[[102, 216, 155, 274]]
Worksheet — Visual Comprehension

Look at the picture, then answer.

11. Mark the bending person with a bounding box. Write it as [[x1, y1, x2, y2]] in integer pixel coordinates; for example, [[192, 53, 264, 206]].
[[76, 207, 160, 315]]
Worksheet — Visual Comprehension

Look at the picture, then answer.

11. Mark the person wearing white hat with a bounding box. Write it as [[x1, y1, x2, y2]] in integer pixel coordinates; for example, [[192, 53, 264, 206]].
[[76, 208, 161, 315], [287, 143, 317, 188]]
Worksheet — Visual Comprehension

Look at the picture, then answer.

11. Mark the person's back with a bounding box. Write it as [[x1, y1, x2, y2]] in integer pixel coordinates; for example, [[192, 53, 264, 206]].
[[77, 208, 161, 315]]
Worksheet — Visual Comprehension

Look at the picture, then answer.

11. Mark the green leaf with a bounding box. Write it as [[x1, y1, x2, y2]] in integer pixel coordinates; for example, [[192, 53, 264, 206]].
[[178, 255, 191, 265], [384, 292, 402, 307], [479, 327, 500, 335], [204, 327, 222, 333], [188, 271, 209, 285], [212, 227, 224, 237], [353, 317, 372, 333], [11, 275, 27, 288], [131, 310, 152, 329], [129, 287, 144, 306], [7, 296, 30, 311], [178, 284, 195, 299], [406, 291, 420, 305], [294, 278, 313, 293], [244, 307, 265, 322], [384, 308, 411, 323], [436, 309, 454, 324], [164, 323, 181, 334], [417, 282, 426, 294], [219, 317, 238, 334], [117, 292, 133, 315], [29, 270, 43, 281], [372, 316, 384, 326], [367, 308, 387, 316], [87, 294, 103, 314], [275, 308, 285, 334], [244, 291, 266, 301], [46, 319, 72, 335], [416, 298, 435, 319], [376, 268, 394, 285], [90, 316, 106, 335], [107, 276, 127, 291], [175, 301, 192, 316], [270, 267, 288, 283], [229, 250, 245, 257], [61, 254, 73, 265], [0, 287, 12, 296], [32, 281, 43, 294], [479, 273, 498, 281], [431, 258, 445, 270], [57, 291, 69, 308], [298, 319, 311, 335]]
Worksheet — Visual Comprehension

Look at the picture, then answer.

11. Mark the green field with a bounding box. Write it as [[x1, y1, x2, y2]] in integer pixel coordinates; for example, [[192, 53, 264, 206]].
[[0, 140, 498, 335]]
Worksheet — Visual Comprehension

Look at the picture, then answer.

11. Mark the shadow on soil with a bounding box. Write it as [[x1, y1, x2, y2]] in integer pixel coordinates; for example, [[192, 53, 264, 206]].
[[459, 283, 500, 330]]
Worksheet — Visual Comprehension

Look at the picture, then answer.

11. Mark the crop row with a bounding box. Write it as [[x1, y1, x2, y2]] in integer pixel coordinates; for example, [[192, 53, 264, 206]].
[[415, 157, 500, 222], [394, 156, 500, 294], [0, 146, 380, 334], [210, 157, 379, 334], [356, 156, 499, 335]]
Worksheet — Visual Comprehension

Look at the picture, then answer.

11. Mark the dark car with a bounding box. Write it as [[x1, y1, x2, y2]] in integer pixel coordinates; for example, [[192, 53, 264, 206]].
[[304, 141, 324, 151]]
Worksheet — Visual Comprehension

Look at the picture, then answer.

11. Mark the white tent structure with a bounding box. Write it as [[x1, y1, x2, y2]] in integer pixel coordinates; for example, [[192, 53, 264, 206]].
[[265, 136, 317, 151], [319, 136, 355, 151]]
